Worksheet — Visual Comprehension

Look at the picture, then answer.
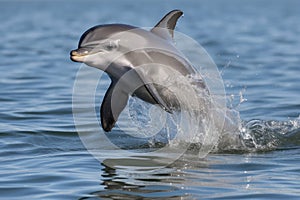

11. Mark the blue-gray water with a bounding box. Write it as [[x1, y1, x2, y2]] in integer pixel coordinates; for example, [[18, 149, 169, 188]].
[[1, 0, 300, 199]]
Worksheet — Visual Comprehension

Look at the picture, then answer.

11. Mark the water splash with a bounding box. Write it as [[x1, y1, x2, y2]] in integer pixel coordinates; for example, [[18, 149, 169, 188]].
[[123, 86, 300, 155], [215, 86, 300, 153], [240, 119, 300, 151]]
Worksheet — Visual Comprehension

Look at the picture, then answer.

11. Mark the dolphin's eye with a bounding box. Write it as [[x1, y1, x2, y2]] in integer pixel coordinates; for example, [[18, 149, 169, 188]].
[[105, 41, 118, 51]]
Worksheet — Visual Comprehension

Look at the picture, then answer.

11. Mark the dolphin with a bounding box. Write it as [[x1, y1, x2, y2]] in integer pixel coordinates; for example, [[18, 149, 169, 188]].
[[70, 10, 204, 132]]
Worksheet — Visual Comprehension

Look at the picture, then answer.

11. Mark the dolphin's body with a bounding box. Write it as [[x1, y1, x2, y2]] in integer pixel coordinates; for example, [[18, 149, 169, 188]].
[[70, 10, 204, 132]]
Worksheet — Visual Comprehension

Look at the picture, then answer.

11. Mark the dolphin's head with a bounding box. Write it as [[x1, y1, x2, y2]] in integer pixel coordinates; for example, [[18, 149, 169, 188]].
[[70, 24, 137, 71]]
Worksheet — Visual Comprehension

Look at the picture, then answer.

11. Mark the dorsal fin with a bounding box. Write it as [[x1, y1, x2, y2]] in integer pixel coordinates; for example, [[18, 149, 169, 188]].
[[151, 10, 183, 41]]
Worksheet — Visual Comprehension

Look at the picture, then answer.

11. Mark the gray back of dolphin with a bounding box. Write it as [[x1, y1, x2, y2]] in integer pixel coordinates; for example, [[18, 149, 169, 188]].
[[70, 10, 199, 132]]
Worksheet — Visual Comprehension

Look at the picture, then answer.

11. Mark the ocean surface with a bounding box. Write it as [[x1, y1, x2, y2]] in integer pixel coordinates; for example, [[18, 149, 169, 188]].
[[1, 0, 300, 199]]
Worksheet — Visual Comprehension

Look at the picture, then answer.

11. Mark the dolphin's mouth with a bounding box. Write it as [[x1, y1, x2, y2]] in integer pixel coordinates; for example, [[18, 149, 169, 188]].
[[70, 47, 100, 62], [70, 51, 85, 62]]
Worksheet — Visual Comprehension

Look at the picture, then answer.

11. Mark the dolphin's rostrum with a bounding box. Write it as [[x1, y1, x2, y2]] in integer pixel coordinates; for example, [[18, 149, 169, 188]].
[[70, 10, 202, 132]]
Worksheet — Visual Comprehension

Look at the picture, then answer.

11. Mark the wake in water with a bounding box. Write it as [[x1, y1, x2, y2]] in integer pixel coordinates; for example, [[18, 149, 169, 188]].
[[121, 77, 300, 155], [238, 118, 300, 151]]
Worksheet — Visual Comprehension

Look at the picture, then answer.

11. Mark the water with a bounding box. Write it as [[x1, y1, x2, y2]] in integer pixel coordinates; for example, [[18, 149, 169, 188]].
[[1, 0, 300, 199]]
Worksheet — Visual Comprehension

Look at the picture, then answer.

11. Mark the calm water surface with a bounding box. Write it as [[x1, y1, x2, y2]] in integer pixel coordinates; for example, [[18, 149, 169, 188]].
[[0, 0, 300, 199]]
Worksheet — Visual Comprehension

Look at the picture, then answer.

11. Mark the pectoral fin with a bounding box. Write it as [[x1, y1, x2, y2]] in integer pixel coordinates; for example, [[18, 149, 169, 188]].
[[144, 83, 172, 113], [100, 81, 128, 132], [131, 69, 172, 113]]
